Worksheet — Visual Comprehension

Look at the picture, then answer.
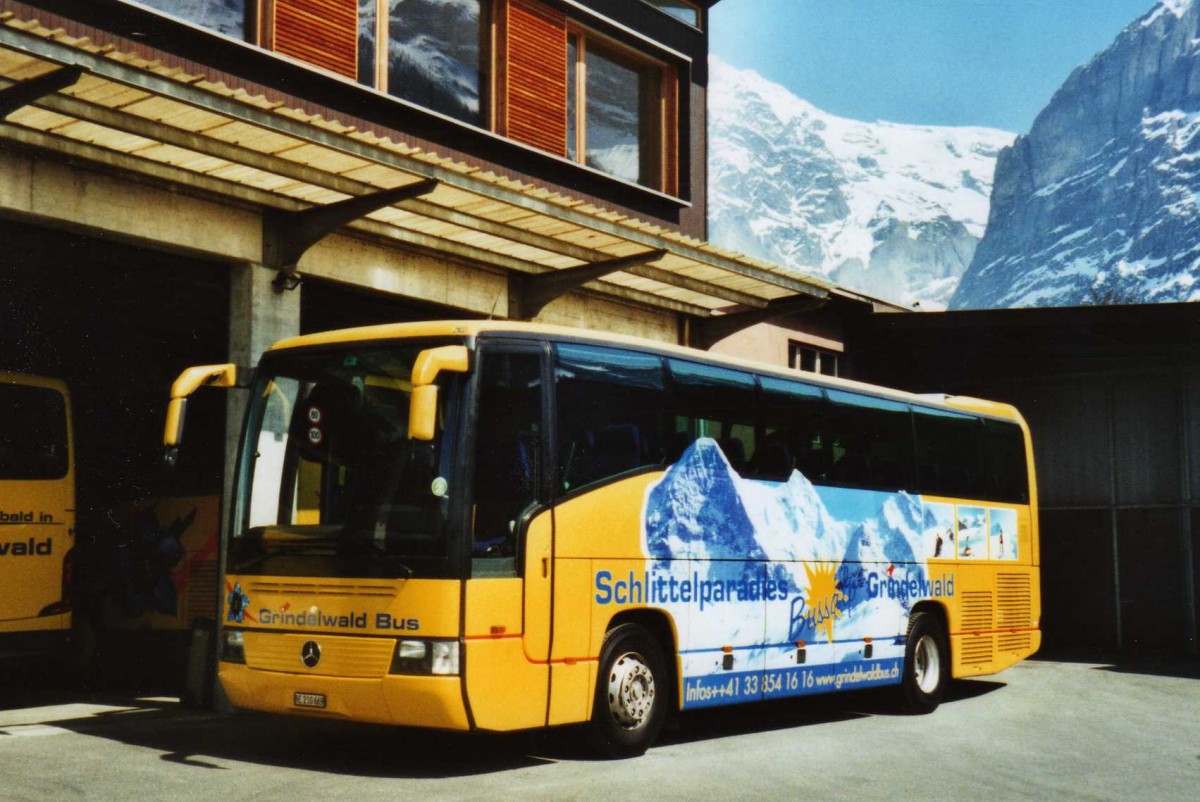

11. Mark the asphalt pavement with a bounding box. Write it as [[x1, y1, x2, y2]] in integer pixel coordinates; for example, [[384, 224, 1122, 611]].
[[0, 657, 1197, 801]]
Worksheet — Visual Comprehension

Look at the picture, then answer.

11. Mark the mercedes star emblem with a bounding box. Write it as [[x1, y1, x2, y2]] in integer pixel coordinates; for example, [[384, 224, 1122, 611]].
[[300, 640, 321, 668]]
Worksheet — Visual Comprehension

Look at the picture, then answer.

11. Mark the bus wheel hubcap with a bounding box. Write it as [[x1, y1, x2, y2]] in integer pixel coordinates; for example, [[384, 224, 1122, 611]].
[[607, 652, 655, 729], [914, 635, 940, 694]]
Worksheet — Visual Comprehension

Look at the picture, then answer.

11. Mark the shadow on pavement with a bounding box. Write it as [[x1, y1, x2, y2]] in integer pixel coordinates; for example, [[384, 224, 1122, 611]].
[[5, 675, 1005, 776], [1032, 652, 1200, 680], [0, 655, 182, 715], [1093, 659, 1200, 680], [50, 703, 554, 778], [527, 676, 1003, 761]]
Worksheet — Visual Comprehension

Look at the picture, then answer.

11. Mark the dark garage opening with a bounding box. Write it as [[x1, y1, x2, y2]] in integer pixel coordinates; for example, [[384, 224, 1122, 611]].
[[0, 219, 230, 683]]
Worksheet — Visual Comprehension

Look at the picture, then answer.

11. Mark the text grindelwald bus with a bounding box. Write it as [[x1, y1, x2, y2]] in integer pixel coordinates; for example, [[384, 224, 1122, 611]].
[[167, 322, 1040, 757]]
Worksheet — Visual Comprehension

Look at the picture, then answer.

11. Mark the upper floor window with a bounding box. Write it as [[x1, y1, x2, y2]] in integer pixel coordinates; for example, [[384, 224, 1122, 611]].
[[644, 1, 700, 28], [358, 0, 490, 127], [251, 0, 680, 195], [136, 0, 246, 38], [566, 29, 675, 191]]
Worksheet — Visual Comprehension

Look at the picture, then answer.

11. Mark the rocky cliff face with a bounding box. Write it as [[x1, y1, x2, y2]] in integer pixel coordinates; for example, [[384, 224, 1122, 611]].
[[708, 59, 1013, 309], [952, 0, 1200, 308]]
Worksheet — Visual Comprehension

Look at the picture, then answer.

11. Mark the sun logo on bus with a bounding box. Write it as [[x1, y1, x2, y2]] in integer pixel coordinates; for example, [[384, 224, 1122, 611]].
[[802, 561, 847, 645]]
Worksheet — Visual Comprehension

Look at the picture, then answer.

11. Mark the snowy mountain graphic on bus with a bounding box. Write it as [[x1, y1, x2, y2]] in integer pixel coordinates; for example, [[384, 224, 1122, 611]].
[[642, 438, 940, 657]]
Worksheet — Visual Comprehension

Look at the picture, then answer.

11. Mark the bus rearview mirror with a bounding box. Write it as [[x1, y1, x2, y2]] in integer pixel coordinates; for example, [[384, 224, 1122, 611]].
[[164, 396, 189, 449], [408, 346, 469, 441], [162, 363, 243, 467], [409, 385, 439, 441]]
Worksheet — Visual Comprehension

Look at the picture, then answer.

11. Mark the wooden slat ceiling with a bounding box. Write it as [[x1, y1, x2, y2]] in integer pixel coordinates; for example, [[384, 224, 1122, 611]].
[[0, 14, 863, 318]]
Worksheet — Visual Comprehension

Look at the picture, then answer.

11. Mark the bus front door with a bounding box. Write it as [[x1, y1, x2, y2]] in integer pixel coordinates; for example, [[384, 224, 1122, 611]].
[[465, 345, 554, 729]]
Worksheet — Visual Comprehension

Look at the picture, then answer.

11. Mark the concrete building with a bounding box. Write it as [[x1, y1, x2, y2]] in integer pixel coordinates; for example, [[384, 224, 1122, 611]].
[[0, 0, 896, 653]]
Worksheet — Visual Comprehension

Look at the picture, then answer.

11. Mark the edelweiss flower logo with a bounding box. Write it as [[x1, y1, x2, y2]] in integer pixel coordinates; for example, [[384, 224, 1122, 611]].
[[226, 582, 253, 623]]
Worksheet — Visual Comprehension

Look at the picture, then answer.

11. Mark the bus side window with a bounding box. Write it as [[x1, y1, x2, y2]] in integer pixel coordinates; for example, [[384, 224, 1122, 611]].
[[666, 358, 757, 476], [825, 390, 916, 493], [914, 406, 985, 499], [473, 351, 543, 559], [982, 419, 1030, 503], [758, 376, 825, 482], [555, 344, 667, 491], [0, 384, 69, 480]]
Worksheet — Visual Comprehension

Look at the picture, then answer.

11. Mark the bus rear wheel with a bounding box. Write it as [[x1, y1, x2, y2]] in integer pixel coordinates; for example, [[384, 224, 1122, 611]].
[[900, 611, 948, 714], [590, 623, 668, 758]]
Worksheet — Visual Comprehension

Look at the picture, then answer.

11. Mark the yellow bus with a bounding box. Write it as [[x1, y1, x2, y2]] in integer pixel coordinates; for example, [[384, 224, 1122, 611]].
[[167, 321, 1040, 756], [0, 373, 75, 662]]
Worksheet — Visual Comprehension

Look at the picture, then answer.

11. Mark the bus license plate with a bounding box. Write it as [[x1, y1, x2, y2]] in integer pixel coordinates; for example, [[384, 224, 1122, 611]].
[[293, 692, 326, 709]]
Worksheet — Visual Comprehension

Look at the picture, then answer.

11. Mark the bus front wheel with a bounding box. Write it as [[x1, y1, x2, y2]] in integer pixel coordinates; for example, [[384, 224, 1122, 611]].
[[590, 623, 668, 758], [900, 611, 948, 714]]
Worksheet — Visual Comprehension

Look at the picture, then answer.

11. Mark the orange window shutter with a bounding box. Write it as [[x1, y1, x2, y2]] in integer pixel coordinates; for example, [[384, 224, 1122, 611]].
[[503, 0, 568, 157], [273, 0, 358, 79]]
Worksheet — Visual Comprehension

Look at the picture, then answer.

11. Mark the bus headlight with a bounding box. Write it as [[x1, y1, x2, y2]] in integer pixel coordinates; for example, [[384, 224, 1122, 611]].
[[390, 639, 459, 676], [430, 641, 460, 676], [220, 629, 246, 664]]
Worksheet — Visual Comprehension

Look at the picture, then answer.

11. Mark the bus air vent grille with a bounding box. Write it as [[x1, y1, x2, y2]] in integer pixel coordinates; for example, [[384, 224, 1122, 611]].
[[186, 559, 219, 619], [960, 591, 994, 632], [996, 574, 1032, 627], [247, 581, 396, 598], [998, 632, 1031, 653], [244, 632, 393, 677], [960, 635, 994, 666]]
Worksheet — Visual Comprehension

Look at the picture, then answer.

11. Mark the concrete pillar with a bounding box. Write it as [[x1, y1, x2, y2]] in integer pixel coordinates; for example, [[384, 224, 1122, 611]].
[[205, 262, 299, 711], [223, 263, 301, 517]]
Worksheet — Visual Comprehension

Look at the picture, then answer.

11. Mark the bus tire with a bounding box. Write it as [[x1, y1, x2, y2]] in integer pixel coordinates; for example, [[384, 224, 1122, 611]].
[[900, 611, 948, 714], [590, 623, 668, 758]]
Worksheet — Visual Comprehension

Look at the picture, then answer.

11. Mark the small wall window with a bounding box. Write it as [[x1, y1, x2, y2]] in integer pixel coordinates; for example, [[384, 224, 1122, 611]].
[[566, 28, 676, 192], [790, 342, 839, 377], [644, 0, 700, 28], [358, 0, 490, 127]]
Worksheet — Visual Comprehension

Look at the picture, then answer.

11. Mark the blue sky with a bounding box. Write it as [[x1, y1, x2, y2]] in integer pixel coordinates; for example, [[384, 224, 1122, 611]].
[[710, 0, 1158, 133]]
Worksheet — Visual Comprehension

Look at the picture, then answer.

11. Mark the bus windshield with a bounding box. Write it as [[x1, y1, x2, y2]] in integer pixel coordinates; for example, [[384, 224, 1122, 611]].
[[231, 341, 462, 580]]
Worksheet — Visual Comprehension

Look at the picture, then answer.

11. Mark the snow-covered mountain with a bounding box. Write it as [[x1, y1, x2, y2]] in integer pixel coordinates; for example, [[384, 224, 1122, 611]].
[[708, 58, 1014, 309], [952, 0, 1200, 308]]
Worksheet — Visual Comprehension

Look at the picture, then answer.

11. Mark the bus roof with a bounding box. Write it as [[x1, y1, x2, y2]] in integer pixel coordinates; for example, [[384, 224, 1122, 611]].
[[267, 320, 1025, 424]]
